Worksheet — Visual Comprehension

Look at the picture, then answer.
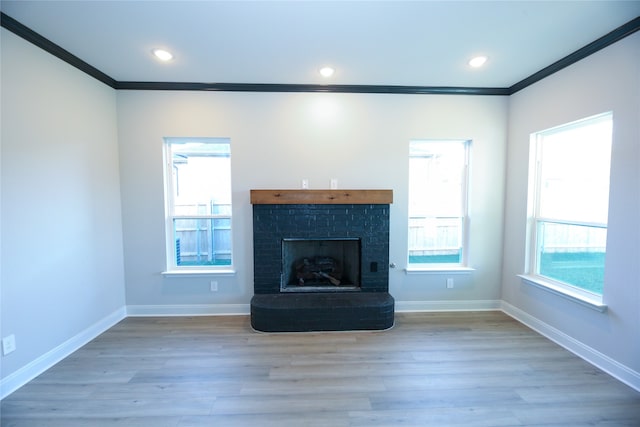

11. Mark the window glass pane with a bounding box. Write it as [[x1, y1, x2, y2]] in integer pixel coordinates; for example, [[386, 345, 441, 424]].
[[537, 221, 606, 295], [173, 218, 232, 266], [538, 116, 612, 224], [409, 140, 467, 265], [408, 217, 463, 264], [170, 142, 231, 216], [165, 138, 232, 270], [409, 141, 465, 217]]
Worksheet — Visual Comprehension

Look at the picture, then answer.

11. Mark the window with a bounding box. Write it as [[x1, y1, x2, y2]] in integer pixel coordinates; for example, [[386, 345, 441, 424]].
[[527, 113, 612, 299], [408, 140, 470, 268], [164, 138, 232, 271]]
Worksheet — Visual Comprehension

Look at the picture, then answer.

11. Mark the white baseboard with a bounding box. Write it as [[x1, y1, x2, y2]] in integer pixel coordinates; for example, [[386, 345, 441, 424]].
[[395, 299, 502, 312], [501, 301, 640, 392], [126, 301, 501, 316], [0, 307, 127, 400], [126, 304, 250, 317]]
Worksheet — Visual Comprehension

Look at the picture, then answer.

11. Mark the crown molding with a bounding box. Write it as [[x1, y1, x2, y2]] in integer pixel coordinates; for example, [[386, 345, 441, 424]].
[[2, 12, 638, 96], [1, 12, 117, 88], [509, 15, 640, 94], [114, 81, 509, 95]]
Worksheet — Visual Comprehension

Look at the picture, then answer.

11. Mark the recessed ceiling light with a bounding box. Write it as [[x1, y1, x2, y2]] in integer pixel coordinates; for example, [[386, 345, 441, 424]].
[[319, 66, 335, 78], [469, 56, 488, 68], [152, 49, 173, 61]]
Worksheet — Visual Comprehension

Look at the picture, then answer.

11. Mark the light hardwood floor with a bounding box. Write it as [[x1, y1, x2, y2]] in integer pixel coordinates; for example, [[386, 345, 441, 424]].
[[2, 312, 639, 426]]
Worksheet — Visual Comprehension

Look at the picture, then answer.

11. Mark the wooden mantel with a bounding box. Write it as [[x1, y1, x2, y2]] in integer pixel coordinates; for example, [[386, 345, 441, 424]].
[[250, 189, 393, 205]]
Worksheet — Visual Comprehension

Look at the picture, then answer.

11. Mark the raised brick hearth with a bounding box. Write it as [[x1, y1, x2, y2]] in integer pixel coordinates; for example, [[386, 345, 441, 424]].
[[250, 190, 394, 332]]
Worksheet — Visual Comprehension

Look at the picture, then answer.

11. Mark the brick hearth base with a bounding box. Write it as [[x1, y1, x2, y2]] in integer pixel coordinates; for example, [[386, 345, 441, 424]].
[[250, 292, 394, 332]]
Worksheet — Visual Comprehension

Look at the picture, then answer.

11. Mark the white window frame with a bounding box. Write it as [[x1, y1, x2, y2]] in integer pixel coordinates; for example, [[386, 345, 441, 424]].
[[406, 139, 472, 272], [521, 112, 612, 310], [162, 137, 234, 276]]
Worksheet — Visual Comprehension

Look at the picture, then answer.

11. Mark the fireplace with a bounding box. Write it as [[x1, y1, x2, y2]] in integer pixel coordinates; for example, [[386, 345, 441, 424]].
[[250, 189, 394, 332], [281, 238, 361, 291]]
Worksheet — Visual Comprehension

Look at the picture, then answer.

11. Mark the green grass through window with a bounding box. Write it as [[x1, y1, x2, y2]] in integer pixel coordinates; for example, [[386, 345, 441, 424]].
[[409, 254, 461, 264], [539, 252, 605, 295], [177, 259, 231, 266]]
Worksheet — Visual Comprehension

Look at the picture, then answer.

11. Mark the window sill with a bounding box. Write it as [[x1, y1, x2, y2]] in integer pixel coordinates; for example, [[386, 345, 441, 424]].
[[162, 269, 236, 278], [518, 274, 607, 312], [405, 266, 475, 275]]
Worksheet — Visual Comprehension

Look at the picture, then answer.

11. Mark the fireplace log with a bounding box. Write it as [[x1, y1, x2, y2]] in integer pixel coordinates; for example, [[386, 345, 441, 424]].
[[314, 271, 341, 286], [294, 256, 343, 286]]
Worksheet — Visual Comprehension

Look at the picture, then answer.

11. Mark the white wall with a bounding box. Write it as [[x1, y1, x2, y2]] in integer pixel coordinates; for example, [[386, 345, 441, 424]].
[[502, 32, 640, 378], [0, 29, 126, 394], [117, 91, 508, 312]]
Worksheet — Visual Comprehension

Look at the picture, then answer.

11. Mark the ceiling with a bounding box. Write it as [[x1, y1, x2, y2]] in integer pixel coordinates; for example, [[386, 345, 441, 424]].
[[1, 1, 639, 89]]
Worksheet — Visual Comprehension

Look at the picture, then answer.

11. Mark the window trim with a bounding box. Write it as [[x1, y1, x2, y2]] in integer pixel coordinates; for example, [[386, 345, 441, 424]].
[[161, 269, 236, 277], [405, 266, 475, 274], [163, 137, 233, 274], [519, 274, 607, 312], [524, 112, 612, 305]]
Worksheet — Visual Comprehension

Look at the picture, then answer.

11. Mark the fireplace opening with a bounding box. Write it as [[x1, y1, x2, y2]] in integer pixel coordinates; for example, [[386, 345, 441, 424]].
[[281, 238, 361, 292]]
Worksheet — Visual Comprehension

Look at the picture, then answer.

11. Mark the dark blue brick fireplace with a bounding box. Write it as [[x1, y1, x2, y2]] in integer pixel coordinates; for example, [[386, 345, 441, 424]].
[[250, 190, 394, 332]]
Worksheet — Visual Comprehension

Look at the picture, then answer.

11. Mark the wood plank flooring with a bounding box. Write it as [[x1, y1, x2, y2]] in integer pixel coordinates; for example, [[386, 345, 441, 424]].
[[2, 312, 639, 426]]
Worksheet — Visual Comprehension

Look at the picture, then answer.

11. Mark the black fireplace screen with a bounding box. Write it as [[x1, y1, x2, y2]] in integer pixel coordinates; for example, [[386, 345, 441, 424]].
[[281, 238, 361, 291]]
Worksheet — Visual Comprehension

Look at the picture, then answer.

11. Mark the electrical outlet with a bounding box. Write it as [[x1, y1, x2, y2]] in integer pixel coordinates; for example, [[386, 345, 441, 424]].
[[330, 178, 338, 189], [210, 281, 218, 292], [301, 179, 309, 189], [2, 334, 16, 356], [446, 278, 454, 289]]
